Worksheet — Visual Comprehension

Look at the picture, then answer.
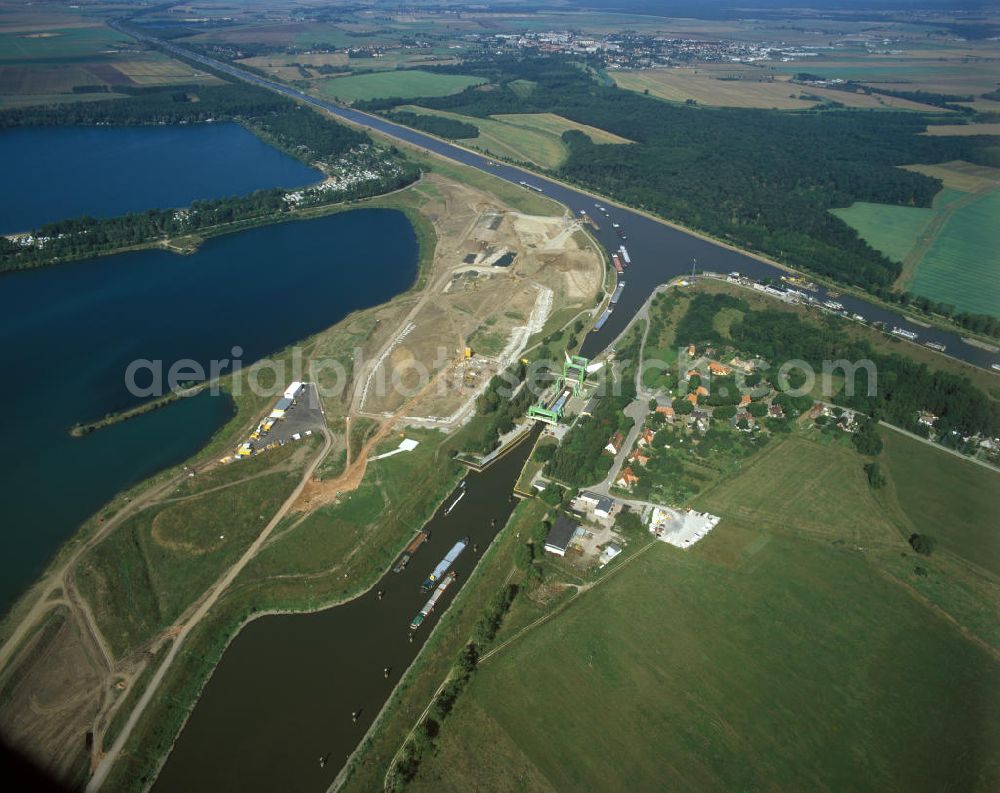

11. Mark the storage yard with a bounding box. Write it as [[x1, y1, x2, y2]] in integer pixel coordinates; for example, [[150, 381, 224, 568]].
[[226, 381, 325, 462]]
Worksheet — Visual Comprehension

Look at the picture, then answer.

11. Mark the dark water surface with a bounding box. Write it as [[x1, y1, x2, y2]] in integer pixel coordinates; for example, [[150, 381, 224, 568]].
[[0, 209, 417, 609], [152, 431, 537, 793], [0, 123, 321, 234]]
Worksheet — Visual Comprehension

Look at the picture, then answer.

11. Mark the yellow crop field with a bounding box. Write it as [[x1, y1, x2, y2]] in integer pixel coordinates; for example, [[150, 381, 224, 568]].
[[903, 160, 1000, 193], [492, 112, 633, 144], [924, 122, 1000, 137], [113, 57, 220, 86], [613, 68, 941, 111]]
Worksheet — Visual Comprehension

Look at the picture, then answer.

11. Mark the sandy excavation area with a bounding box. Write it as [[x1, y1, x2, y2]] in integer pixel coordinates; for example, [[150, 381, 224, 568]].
[[355, 176, 604, 425]]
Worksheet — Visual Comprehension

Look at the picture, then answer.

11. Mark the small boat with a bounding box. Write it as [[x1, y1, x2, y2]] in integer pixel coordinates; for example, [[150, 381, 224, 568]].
[[444, 490, 465, 515]]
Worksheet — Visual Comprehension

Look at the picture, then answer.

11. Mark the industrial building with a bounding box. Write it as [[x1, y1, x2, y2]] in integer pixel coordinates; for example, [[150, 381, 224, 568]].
[[544, 515, 580, 556]]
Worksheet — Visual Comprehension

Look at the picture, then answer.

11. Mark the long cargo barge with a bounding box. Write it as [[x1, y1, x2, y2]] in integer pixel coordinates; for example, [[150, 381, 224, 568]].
[[594, 307, 612, 330], [611, 254, 624, 274], [891, 326, 919, 342], [410, 571, 457, 630], [422, 537, 468, 590], [610, 282, 625, 305], [393, 529, 430, 573], [618, 246, 631, 265]]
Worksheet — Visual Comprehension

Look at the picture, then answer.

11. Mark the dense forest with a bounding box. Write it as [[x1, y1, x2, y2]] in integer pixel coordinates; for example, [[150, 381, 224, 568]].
[[245, 104, 367, 163], [385, 110, 480, 140], [362, 56, 1000, 332], [0, 83, 295, 128]]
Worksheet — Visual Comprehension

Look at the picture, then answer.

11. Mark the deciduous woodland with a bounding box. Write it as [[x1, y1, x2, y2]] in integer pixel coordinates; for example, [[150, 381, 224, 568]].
[[361, 56, 1000, 336]]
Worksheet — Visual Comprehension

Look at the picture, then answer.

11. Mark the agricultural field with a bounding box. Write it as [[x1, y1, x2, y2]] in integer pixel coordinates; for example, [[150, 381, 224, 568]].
[[491, 112, 632, 145], [414, 536, 1000, 793], [880, 430, 1000, 579], [695, 435, 901, 544], [772, 52, 1000, 98], [395, 106, 629, 169], [0, 25, 132, 61], [830, 201, 936, 264], [314, 70, 485, 103], [0, 16, 220, 106], [833, 159, 1000, 318], [924, 122, 1000, 137], [611, 66, 941, 111], [904, 160, 1000, 194], [411, 428, 1000, 793], [906, 189, 1000, 318]]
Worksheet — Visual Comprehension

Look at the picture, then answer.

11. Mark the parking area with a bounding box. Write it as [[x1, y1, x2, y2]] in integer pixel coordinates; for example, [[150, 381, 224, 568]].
[[264, 383, 325, 446], [649, 506, 721, 549], [230, 383, 327, 460]]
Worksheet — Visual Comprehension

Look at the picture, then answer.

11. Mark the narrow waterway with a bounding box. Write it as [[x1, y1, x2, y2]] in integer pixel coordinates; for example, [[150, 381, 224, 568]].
[[147, 30, 999, 372], [152, 431, 537, 793]]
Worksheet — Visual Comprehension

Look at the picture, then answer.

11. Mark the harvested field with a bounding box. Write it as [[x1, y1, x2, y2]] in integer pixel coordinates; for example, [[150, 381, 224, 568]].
[[903, 160, 1000, 193], [491, 112, 633, 145], [612, 67, 941, 111], [924, 122, 1000, 137]]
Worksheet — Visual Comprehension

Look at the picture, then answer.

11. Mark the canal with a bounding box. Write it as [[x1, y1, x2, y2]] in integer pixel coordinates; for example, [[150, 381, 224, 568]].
[[146, 28, 999, 372], [124, 26, 998, 790], [151, 429, 538, 793]]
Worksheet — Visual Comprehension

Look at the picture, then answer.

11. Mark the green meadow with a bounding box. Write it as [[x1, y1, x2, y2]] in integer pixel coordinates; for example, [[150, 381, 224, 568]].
[[315, 70, 485, 103], [830, 201, 935, 264], [410, 431, 1000, 792], [908, 190, 1000, 318]]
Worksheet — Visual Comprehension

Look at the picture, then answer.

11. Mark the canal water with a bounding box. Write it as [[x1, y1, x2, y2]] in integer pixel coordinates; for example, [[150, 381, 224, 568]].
[[152, 430, 537, 793], [0, 209, 417, 609], [164, 40, 995, 371], [0, 123, 321, 234]]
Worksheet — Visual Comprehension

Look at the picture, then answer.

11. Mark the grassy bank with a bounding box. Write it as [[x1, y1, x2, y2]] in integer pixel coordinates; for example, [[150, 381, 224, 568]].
[[409, 429, 1000, 793]]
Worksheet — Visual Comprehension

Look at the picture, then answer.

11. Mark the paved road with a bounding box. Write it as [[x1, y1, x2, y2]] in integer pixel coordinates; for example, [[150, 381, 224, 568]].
[[590, 398, 649, 496]]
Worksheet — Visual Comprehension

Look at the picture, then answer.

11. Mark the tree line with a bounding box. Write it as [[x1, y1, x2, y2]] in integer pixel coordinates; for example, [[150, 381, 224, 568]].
[[0, 163, 418, 271], [385, 110, 479, 140], [728, 308, 1000, 439]]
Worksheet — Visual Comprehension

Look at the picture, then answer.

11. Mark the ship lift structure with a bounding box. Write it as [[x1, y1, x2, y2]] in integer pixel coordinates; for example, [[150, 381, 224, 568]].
[[527, 354, 591, 425]]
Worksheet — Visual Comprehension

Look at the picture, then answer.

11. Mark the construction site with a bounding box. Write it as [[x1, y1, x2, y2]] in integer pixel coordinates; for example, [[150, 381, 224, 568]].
[[350, 175, 604, 428]]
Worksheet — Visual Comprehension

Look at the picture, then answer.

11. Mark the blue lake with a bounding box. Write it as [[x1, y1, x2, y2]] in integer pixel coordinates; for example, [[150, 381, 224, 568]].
[[0, 123, 322, 234], [0, 209, 418, 609]]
